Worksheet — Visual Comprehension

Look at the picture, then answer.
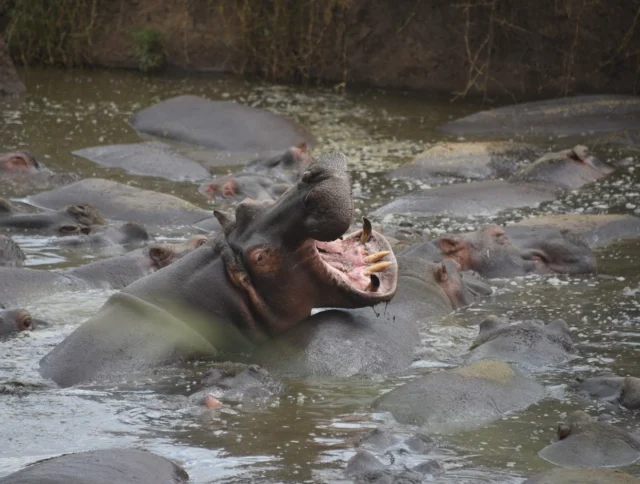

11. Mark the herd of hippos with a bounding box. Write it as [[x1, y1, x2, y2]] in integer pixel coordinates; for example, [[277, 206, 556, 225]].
[[1, 93, 640, 483]]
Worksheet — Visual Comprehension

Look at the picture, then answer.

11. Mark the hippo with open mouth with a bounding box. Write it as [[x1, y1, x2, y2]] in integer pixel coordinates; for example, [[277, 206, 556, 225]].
[[39, 152, 399, 387]]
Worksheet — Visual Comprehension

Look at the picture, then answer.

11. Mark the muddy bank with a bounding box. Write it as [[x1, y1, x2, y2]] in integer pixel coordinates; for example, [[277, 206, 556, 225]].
[[3, 0, 640, 99]]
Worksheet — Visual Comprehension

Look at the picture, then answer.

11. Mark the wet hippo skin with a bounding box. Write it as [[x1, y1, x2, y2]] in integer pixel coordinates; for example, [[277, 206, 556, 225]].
[[39, 153, 400, 387]]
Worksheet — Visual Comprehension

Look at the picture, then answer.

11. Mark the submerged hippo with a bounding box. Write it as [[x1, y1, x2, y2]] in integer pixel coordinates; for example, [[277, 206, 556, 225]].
[[244, 142, 314, 182], [254, 255, 491, 378], [389, 141, 541, 181], [523, 468, 640, 484], [513, 145, 615, 190], [39, 153, 399, 387], [571, 374, 640, 410], [509, 214, 640, 248], [439, 94, 640, 137], [27, 178, 211, 226], [52, 222, 152, 248], [0, 308, 38, 337], [538, 411, 640, 468], [0, 449, 188, 484], [129, 95, 315, 166], [0, 199, 106, 236], [372, 360, 545, 434], [198, 172, 291, 203], [0, 236, 207, 305], [402, 224, 595, 279], [72, 141, 211, 182], [0, 235, 25, 267], [464, 316, 575, 371]]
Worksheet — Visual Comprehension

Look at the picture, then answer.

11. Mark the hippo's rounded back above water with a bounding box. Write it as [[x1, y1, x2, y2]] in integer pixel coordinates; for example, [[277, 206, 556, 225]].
[[523, 468, 640, 484], [26, 178, 211, 226], [129, 95, 316, 156], [0, 449, 188, 484], [439, 95, 640, 137]]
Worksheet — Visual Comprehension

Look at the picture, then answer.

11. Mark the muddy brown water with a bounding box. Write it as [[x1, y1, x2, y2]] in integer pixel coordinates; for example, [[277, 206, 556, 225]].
[[1, 67, 639, 483]]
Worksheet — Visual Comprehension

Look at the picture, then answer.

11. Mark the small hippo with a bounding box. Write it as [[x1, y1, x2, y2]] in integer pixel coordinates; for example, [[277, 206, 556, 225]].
[[198, 172, 291, 203], [188, 363, 283, 406], [52, 222, 152, 248], [513, 145, 615, 190], [523, 469, 640, 484], [0, 235, 25, 267], [27, 178, 211, 226], [0, 199, 106, 236], [372, 360, 545, 434], [538, 410, 640, 468], [464, 316, 575, 371], [0, 308, 39, 337], [244, 142, 314, 182], [253, 255, 491, 378], [0, 449, 189, 484], [403, 224, 596, 279], [39, 153, 400, 387], [388, 141, 540, 181], [72, 141, 211, 182], [570, 374, 640, 410], [0, 235, 208, 305]]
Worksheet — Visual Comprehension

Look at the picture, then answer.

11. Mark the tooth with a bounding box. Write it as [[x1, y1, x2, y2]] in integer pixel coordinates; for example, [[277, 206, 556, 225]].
[[364, 251, 390, 263], [360, 217, 372, 243], [363, 261, 393, 275], [367, 274, 380, 292]]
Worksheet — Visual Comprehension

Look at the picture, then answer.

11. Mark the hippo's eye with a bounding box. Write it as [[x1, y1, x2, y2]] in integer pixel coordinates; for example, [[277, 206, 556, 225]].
[[247, 247, 281, 274]]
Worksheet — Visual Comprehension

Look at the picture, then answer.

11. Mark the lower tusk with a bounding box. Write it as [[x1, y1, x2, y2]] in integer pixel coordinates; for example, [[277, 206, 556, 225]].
[[364, 251, 390, 264], [364, 261, 393, 275]]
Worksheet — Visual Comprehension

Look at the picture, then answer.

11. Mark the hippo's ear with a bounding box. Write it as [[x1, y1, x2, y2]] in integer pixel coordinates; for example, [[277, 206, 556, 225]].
[[221, 179, 239, 198], [438, 236, 465, 254], [478, 315, 504, 336], [213, 210, 235, 236], [296, 142, 307, 152], [149, 245, 173, 268], [0, 198, 13, 215]]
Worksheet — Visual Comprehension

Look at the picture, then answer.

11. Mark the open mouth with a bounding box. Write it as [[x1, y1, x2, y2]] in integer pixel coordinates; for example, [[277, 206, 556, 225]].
[[312, 217, 398, 301]]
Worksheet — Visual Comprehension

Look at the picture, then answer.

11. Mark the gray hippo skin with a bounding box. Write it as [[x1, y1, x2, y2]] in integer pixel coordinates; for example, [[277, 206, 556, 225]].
[[509, 214, 640, 248], [571, 374, 640, 410], [72, 141, 211, 182], [439, 94, 640, 137], [372, 360, 545, 434], [129, 95, 315, 166], [253, 256, 489, 378], [0, 199, 106, 236], [52, 222, 152, 248], [27, 178, 211, 226], [402, 224, 595, 279], [198, 172, 291, 203], [372, 180, 559, 218], [538, 410, 640, 468], [0, 235, 25, 267], [513, 145, 615, 190], [523, 468, 640, 484], [0, 449, 188, 484], [464, 316, 575, 371], [188, 363, 284, 406], [0, 236, 207, 305], [389, 141, 540, 181], [39, 153, 399, 387], [244, 143, 314, 183]]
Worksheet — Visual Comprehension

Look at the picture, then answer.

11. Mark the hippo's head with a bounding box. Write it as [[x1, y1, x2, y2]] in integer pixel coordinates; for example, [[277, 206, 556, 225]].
[[214, 152, 398, 333], [0, 152, 40, 175], [56, 204, 107, 236], [438, 224, 595, 278], [245, 143, 315, 182], [0, 309, 35, 336], [148, 235, 209, 270], [199, 174, 290, 202], [430, 260, 491, 309]]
